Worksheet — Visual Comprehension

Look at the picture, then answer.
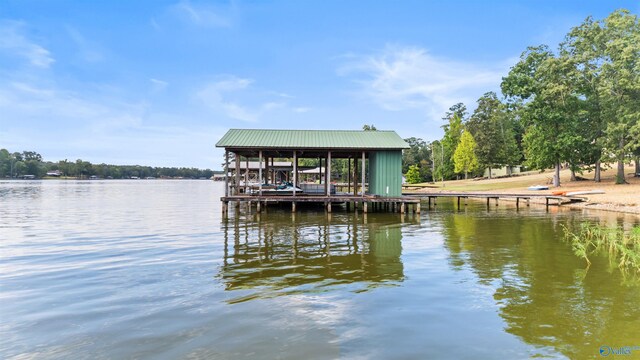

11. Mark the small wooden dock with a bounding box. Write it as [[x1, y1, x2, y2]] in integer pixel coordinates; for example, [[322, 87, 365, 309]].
[[221, 194, 421, 216], [403, 192, 587, 210]]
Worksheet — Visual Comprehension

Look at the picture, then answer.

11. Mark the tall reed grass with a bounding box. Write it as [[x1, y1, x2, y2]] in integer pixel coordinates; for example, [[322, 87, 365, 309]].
[[562, 223, 640, 274]]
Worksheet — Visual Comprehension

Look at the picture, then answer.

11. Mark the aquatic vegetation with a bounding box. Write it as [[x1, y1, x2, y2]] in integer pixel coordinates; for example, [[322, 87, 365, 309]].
[[562, 223, 640, 274]]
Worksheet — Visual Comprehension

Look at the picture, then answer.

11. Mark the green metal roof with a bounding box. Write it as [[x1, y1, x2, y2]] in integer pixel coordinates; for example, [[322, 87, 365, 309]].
[[216, 129, 409, 149]]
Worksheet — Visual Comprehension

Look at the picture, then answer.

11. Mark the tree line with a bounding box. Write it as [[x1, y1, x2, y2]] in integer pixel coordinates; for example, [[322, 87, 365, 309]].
[[0, 149, 217, 179], [402, 9, 640, 186]]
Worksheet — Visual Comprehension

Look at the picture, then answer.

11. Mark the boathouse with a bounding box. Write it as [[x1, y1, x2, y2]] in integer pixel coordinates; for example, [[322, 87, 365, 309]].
[[215, 129, 415, 214]]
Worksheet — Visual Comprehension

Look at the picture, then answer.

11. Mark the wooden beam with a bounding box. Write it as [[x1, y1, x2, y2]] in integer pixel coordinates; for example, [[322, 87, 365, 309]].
[[244, 157, 249, 194], [347, 157, 351, 194], [235, 153, 240, 196], [224, 150, 229, 197], [293, 151, 298, 197], [327, 151, 332, 196], [258, 150, 263, 196], [264, 156, 269, 185], [361, 151, 365, 197]]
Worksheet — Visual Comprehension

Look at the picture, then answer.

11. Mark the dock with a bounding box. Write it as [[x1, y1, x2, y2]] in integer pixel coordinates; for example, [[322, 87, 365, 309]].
[[215, 129, 586, 218], [221, 194, 421, 215], [403, 192, 587, 210]]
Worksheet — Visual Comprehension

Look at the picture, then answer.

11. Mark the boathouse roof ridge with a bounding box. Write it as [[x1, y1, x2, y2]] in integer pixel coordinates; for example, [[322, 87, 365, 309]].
[[216, 129, 410, 150]]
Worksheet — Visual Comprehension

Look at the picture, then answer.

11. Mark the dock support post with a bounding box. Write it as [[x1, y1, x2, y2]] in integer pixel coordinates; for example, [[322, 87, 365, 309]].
[[347, 158, 351, 194], [327, 151, 332, 196], [257, 201, 262, 213], [457, 196, 461, 209], [400, 202, 405, 214], [258, 150, 263, 196], [516, 197, 520, 209], [495, 198, 499, 206], [363, 201, 368, 213], [235, 153, 240, 196], [245, 158, 249, 194], [486, 197, 490, 208], [361, 151, 366, 197], [292, 151, 298, 197], [292, 201, 296, 213], [224, 150, 229, 197], [416, 202, 421, 214], [222, 201, 228, 217]]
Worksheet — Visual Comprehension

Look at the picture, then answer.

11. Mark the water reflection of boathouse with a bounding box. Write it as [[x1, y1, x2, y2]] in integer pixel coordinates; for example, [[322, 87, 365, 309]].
[[220, 213, 406, 292]]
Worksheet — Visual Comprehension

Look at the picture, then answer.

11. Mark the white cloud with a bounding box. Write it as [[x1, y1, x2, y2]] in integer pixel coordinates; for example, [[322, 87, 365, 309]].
[[169, 0, 235, 28], [0, 20, 54, 68], [339, 45, 508, 121], [65, 26, 104, 63], [150, 78, 169, 93], [0, 77, 227, 168], [196, 75, 291, 123]]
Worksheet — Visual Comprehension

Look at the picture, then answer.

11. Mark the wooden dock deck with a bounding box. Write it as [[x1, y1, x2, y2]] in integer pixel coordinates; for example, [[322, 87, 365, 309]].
[[403, 192, 587, 209], [220, 192, 586, 217], [221, 194, 421, 215]]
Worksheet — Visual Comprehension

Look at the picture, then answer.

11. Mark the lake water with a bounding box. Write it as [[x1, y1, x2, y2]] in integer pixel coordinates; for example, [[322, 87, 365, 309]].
[[1, 180, 639, 359]]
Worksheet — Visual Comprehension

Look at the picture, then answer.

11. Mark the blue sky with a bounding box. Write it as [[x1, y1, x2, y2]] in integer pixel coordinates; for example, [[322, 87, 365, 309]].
[[1, 1, 638, 169]]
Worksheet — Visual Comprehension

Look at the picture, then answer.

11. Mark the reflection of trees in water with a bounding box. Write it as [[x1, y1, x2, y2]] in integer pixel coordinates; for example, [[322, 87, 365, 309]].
[[441, 213, 640, 359], [220, 212, 405, 294]]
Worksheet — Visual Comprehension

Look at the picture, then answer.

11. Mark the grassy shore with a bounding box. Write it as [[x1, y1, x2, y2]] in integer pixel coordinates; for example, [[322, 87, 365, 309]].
[[406, 164, 640, 215]]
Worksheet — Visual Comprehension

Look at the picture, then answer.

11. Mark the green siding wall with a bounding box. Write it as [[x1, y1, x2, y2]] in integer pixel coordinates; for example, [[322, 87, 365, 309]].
[[369, 151, 403, 197]]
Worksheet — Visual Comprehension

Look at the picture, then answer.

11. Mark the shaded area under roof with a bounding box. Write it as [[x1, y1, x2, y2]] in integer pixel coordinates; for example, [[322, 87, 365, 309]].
[[216, 129, 409, 152]]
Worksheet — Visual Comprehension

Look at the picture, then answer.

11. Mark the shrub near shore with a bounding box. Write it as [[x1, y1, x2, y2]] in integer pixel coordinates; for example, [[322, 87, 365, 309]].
[[562, 223, 640, 274]]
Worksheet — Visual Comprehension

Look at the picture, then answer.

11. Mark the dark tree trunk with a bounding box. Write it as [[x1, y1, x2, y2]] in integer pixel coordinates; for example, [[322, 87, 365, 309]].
[[488, 166, 492, 179], [594, 160, 601, 182], [616, 136, 626, 184], [554, 162, 561, 187], [570, 169, 576, 181], [635, 157, 639, 177], [616, 159, 626, 184]]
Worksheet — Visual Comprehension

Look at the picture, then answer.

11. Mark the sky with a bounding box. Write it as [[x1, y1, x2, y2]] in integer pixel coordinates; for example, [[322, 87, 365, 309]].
[[1, 1, 638, 169]]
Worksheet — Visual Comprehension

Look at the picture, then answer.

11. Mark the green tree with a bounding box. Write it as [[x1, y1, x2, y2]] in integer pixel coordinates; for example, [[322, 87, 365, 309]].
[[442, 102, 468, 122], [560, 10, 640, 184], [405, 164, 422, 184], [431, 140, 445, 183], [402, 137, 432, 182], [466, 92, 520, 178], [0, 149, 10, 177], [561, 16, 608, 182], [598, 10, 640, 184], [362, 124, 377, 131], [453, 130, 479, 179], [502, 45, 584, 187], [441, 112, 464, 180]]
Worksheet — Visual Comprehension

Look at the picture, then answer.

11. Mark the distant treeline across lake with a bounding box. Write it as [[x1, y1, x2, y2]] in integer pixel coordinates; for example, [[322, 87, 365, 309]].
[[0, 149, 219, 179]]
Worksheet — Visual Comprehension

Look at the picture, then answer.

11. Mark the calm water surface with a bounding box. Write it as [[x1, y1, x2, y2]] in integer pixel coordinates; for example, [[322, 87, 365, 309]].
[[1, 180, 639, 359]]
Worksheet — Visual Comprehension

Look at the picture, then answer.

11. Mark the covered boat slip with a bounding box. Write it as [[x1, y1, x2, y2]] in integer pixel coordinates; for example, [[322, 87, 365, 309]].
[[216, 129, 417, 214]]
